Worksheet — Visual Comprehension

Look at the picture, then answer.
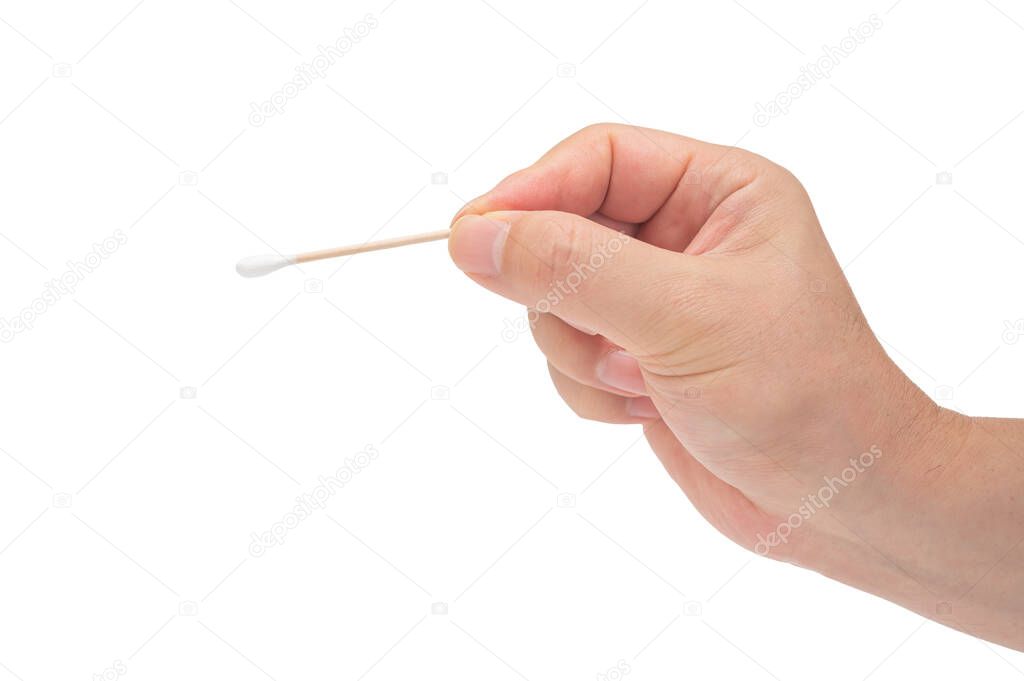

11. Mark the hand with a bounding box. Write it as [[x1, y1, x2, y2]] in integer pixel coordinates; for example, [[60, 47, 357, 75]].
[[448, 124, 1024, 650]]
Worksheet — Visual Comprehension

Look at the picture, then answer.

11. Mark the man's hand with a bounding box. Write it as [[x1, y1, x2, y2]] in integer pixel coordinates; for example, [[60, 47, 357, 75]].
[[447, 123, 1024, 651]]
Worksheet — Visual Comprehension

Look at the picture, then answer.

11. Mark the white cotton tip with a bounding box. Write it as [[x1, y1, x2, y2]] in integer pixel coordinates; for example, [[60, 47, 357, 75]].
[[235, 254, 295, 278]]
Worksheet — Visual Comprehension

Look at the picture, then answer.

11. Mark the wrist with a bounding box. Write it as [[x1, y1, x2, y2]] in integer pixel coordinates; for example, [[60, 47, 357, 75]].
[[792, 370, 1024, 648], [781, 360, 963, 587]]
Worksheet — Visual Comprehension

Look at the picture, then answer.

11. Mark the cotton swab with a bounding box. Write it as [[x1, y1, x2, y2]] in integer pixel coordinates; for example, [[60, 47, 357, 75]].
[[235, 229, 451, 278]]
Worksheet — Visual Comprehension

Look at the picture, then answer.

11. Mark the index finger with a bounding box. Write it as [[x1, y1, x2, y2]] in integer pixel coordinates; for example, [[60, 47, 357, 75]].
[[453, 123, 762, 231]]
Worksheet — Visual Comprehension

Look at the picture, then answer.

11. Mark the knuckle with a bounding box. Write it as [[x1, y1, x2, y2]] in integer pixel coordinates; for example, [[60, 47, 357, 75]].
[[566, 395, 605, 423], [753, 158, 808, 200], [719, 150, 770, 187], [644, 266, 731, 347], [547, 364, 597, 421], [776, 165, 811, 201], [565, 397, 593, 420], [541, 216, 592, 283], [576, 122, 620, 140], [528, 310, 552, 345]]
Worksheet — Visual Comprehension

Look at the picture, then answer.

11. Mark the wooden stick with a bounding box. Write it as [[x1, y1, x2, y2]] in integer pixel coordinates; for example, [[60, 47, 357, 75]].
[[293, 229, 450, 264], [236, 229, 451, 278]]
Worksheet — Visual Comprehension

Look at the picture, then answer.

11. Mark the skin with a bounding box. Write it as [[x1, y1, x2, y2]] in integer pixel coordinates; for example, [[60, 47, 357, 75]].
[[446, 123, 1024, 651]]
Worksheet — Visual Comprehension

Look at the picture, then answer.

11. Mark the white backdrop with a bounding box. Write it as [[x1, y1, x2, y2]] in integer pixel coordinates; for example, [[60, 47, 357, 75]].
[[2, 1, 1024, 679]]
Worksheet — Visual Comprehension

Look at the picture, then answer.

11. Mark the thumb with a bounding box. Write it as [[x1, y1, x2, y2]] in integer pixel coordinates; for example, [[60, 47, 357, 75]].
[[449, 210, 696, 354]]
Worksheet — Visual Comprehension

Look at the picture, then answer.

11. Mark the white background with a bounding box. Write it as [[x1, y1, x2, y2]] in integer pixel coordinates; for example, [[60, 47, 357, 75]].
[[2, 0, 1024, 679]]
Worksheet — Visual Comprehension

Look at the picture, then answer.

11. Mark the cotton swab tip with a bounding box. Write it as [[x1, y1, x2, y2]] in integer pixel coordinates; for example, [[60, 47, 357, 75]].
[[235, 254, 295, 278]]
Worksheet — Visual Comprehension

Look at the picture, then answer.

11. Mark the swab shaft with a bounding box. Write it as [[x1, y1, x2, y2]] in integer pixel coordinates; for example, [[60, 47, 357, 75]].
[[294, 229, 451, 264], [236, 228, 451, 278]]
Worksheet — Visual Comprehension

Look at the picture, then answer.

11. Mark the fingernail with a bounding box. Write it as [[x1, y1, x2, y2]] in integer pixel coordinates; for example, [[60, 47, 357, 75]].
[[564, 319, 597, 335], [597, 350, 646, 395], [450, 215, 509, 276], [451, 195, 485, 226], [627, 397, 659, 419]]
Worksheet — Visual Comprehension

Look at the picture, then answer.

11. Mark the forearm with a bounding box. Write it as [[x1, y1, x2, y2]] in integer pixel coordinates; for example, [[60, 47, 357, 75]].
[[796, 394, 1024, 649]]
